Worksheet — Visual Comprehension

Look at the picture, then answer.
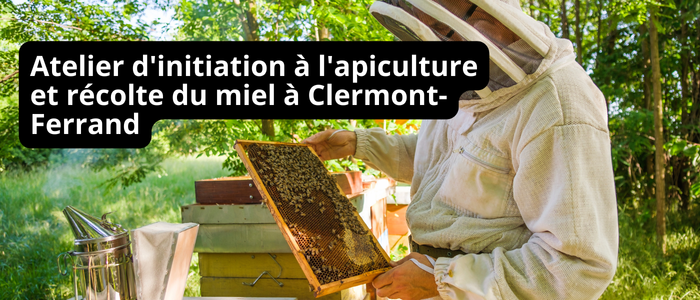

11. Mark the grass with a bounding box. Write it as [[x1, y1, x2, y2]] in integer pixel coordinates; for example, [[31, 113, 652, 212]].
[[1, 157, 699, 299], [0, 156, 229, 300], [601, 209, 700, 299]]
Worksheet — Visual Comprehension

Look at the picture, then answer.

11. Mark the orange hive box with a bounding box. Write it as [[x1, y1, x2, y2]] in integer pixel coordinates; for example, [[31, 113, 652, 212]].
[[234, 140, 391, 298]]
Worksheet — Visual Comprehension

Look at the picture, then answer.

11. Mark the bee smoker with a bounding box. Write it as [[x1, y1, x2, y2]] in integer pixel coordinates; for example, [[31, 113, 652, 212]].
[[57, 206, 137, 300]]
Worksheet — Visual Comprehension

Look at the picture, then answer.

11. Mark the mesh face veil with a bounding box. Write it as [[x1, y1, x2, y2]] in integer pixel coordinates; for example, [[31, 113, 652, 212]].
[[370, 0, 547, 99]]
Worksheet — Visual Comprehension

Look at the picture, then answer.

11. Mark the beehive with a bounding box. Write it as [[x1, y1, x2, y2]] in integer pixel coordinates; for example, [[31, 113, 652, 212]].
[[195, 176, 263, 204], [234, 140, 392, 297]]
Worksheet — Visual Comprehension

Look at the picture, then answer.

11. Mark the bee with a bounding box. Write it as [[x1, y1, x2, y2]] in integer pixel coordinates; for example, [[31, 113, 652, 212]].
[[301, 212, 306, 217], [332, 229, 336, 234]]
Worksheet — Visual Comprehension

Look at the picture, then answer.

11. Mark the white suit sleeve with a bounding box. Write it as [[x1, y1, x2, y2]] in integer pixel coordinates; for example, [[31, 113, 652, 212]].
[[353, 127, 418, 184], [433, 124, 619, 299]]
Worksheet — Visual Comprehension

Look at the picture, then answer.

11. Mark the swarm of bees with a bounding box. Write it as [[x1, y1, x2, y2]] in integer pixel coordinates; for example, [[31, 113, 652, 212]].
[[245, 143, 390, 285]]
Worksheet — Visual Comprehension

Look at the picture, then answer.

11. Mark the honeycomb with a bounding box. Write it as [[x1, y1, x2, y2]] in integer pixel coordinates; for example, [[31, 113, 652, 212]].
[[244, 143, 391, 285]]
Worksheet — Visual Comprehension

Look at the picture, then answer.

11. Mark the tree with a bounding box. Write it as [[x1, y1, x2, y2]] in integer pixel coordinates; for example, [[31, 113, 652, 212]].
[[0, 0, 404, 188], [560, 0, 570, 39], [262, 119, 275, 137], [574, 0, 582, 64], [648, 4, 665, 254], [0, 0, 150, 173]]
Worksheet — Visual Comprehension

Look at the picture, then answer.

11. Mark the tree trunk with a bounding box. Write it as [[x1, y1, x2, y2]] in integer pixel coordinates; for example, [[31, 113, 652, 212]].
[[606, 22, 618, 57], [574, 0, 582, 64], [560, 0, 570, 39], [311, 0, 330, 41], [542, 0, 552, 25], [262, 119, 275, 137], [649, 7, 666, 254], [639, 23, 653, 198], [594, 0, 603, 69], [235, 0, 259, 41], [680, 9, 689, 138], [691, 18, 700, 144], [312, 0, 320, 41], [647, 154, 655, 198], [677, 8, 691, 211], [604, 18, 618, 113], [677, 157, 690, 211], [234, 0, 269, 138], [319, 27, 329, 40], [640, 24, 652, 110], [677, 17, 700, 212]]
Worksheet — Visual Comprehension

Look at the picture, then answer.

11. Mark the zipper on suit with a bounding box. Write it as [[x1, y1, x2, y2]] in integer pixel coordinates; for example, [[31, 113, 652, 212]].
[[453, 147, 510, 174]]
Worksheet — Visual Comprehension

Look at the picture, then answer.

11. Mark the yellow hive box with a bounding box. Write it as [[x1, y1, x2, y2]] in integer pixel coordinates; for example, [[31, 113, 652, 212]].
[[199, 253, 365, 300]]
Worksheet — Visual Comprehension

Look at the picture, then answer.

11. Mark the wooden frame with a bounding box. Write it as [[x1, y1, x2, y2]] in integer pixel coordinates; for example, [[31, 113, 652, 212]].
[[234, 140, 392, 298]]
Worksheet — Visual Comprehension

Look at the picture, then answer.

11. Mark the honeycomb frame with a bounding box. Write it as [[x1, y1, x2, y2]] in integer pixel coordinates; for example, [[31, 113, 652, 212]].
[[234, 140, 392, 297]]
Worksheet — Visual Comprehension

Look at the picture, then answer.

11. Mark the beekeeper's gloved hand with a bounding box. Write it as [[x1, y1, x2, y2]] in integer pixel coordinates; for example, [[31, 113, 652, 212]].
[[302, 129, 356, 161]]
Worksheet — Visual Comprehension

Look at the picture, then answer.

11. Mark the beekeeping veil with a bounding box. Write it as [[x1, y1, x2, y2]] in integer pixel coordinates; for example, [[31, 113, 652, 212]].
[[370, 0, 568, 101]]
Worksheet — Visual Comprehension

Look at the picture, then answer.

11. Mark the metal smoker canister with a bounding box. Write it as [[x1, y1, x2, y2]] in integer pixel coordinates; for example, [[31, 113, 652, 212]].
[[58, 206, 137, 300]]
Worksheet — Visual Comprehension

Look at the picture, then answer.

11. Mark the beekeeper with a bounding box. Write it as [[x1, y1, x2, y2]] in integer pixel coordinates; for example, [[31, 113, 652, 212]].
[[303, 0, 618, 299]]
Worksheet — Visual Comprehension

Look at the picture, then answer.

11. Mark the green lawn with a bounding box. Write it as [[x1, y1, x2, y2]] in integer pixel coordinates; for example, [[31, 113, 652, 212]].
[[1, 157, 698, 299], [601, 211, 700, 299], [0, 156, 229, 300]]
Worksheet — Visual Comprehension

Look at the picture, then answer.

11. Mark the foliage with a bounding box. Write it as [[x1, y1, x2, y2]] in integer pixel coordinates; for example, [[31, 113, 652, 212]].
[[0, 95, 57, 172], [524, 0, 700, 232], [0, 0, 404, 190], [390, 243, 409, 261], [171, 0, 393, 41], [527, 0, 700, 295], [0, 0, 152, 178]]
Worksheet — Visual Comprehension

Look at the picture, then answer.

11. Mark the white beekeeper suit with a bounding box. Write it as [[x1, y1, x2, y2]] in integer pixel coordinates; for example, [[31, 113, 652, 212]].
[[356, 0, 619, 299]]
